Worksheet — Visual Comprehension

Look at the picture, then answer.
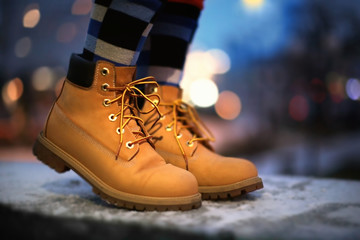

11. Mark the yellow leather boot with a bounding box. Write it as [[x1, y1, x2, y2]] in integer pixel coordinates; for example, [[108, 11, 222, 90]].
[[141, 85, 263, 200], [33, 55, 201, 210]]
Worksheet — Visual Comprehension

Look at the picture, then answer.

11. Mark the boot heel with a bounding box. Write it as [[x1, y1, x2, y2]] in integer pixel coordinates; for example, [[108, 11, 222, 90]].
[[33, 138, 70, 173]]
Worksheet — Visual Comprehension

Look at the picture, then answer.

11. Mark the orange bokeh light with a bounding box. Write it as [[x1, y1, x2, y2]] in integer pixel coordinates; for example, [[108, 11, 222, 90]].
[[215, 91, 242, 120]]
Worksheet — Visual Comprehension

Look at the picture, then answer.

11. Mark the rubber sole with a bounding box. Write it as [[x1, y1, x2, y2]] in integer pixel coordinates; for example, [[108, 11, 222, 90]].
[[33, 132, 201, 211], [199, 176, 263, 200]]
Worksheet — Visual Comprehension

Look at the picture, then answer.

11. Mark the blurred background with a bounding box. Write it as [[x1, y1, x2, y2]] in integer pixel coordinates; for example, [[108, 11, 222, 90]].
[[1, 0, 359, 179]]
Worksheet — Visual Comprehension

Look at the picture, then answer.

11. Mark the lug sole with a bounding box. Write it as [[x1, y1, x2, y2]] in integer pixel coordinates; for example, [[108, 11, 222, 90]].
[[199, 177, 263, 200], [33, 132, 201, 211]]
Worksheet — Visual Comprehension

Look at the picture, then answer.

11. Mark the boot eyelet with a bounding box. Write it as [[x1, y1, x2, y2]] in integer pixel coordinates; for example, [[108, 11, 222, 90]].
[[116, 128, 125, 134], [108, 114, 117, 121], [166, 125, 173, 131], [187, 141, 194, 147], [101, 83, 109, 91], [101, 67, 109, 76], [151, 99, 159, 108], [177, 133, 182, 139], [180, 103, 187, 110], [152, 87, 158, 93], [126, 141, 134, 149], [160, 115, 166, 120], [103, 99, 111, 107]]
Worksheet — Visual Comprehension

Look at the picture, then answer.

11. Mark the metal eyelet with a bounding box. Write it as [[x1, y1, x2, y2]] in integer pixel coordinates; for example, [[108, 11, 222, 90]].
[[152, 87, 158, 93], [101, 67, 109, 76], [160, 115, 166, 120], [103, 99, 111, 107], [177, 133, 182, 139], [180, 103, 187, 110], [126, 141, 134, 149], [108, 114, 117, 121], [187, 141, 194, 147], [151, 99, 159, 108], [116, 128, 125, 134], [101, 83, 109, 91], [166, 125, 173, 131]]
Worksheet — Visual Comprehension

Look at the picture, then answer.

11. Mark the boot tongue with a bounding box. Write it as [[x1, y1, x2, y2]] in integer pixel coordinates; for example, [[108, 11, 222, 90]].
[[159, 85, 182, 103], [115, 66, 136, 86]]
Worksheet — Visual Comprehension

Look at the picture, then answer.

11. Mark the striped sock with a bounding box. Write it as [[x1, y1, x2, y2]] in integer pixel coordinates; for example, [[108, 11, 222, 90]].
[[137, 0, 203, 87], [81, 0, 162, 66]]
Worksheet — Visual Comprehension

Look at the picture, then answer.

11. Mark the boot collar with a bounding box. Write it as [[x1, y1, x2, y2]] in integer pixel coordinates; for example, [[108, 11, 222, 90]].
[[66, 54, 136, 88], [66, 54, 96, 88]]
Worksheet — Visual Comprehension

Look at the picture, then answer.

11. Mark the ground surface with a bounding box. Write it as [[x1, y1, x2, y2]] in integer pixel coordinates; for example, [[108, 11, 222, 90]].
[[0, 161, 359, 240]]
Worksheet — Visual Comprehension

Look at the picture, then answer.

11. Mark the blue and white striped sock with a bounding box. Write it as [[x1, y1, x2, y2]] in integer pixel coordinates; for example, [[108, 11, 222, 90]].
[[82, 0, 162, 66], [137, 1, 202, 87]]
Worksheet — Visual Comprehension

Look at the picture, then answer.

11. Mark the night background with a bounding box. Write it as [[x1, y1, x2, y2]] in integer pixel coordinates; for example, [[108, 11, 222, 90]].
[[1, 0, 360, 179]]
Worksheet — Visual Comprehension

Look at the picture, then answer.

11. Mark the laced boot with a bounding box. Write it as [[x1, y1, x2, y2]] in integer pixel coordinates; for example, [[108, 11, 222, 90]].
[[141, 85, 263, 200], [33, 54, 201, 210]]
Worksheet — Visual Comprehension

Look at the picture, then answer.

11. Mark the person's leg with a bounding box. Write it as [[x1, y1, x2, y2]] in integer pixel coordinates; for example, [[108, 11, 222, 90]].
[[81, 0, 162, 67], [137, 0, 203, 86], [139, 0, 263, 199], [33, 0, 202, 211]]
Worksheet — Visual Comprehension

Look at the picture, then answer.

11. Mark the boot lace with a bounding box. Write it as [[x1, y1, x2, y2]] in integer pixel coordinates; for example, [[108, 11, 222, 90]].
[[161, 99, 215, 170], [104, 77, 162, 159]]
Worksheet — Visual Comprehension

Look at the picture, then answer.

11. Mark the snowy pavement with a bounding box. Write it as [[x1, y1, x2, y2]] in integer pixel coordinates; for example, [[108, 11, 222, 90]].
[[0, 162, 360, 239]]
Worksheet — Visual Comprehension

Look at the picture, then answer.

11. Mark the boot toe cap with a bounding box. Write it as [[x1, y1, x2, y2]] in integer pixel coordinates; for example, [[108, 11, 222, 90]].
[[142, 164, 199, 198], [192, 154, 259, 186]]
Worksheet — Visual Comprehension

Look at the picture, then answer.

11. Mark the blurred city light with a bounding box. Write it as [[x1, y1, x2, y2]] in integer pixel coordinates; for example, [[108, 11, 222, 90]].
[[190, 79, 219, 108], [14, 37, 32, 58], [207, 49, 231, 74], [23, 7, 40, 28], [2, 78, 24, 108], [346, 78, 360, 101], [185, 51, 216, 79], [289, 95, 309, 122], [215, 91, 242, 120], [32, 67, 54, 91], [241, 0, 265, 10], [328, 80, 345, 103], [182, 49, 231, 103], [71, 0, 92, 15], [56, 22, 78, 43]]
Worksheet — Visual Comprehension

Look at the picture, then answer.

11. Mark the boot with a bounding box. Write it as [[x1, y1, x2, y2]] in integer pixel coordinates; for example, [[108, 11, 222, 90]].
[[141, 85, 263, 200], [33, 55, 201, 210]]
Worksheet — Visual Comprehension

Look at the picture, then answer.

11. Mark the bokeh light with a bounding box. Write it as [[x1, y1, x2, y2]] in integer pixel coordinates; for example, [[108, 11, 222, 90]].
[[32, 67, 54, 91], [56, 22, 77, 43], [242, 0, 265, 10], [23, 8, 40, 28], [190, 79, 219, 108], [207, 49, 231, 74], [215, 91, 242, 120], [182, 49, 231, 102], [14, 37, 32, 58], [2, 78, 24, 108], [346, 78, 360, 101], [289, 95, 309, 122], [185, 51, 216, 79], [328, 80, 345, 103], [72, 0, 92, 15], [184, 49, 231, 80]]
